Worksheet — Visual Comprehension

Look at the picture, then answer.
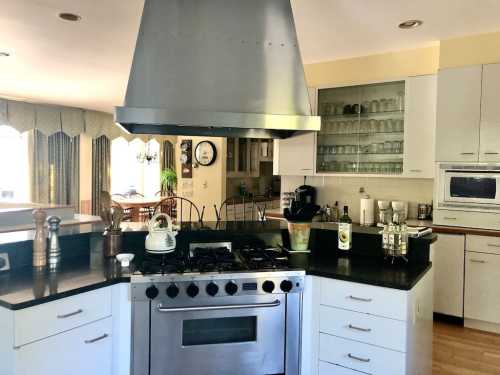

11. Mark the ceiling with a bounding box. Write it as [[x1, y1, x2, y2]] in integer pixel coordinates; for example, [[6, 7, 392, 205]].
[[2, 0, 500, 113]]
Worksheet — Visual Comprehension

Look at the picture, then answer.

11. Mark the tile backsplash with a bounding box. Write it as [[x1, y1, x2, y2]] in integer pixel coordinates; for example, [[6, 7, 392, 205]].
[[281, 176, 434, 223]]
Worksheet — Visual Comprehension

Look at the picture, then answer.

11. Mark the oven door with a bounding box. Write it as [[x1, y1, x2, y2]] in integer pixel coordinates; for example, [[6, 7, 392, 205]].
[[444, 171, 500, 207], [150, 294, 286, 375]]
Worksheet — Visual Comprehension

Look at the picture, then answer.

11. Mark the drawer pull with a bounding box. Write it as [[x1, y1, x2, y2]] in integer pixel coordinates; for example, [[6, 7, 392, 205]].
[[409, 169, 422, 173], [470, 259, 486, 264], [57, 309, 83, 319], [348, 295, 372, 303], [460, 152, 475, 155], [348, 353, 371, 363], [443, 217, 457, 220], [348, 324, 372, 332], [487, 243, 500, 248], [484, 152, 500, 155], [84, 333, 109, 344]]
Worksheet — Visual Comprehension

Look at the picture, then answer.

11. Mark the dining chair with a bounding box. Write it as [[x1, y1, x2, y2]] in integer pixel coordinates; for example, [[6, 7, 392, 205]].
[[152, 196, 204, 224]]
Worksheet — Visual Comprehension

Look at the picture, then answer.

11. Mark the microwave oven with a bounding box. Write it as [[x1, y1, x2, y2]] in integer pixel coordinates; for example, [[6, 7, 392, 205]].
[[436, 163, 500, 212]]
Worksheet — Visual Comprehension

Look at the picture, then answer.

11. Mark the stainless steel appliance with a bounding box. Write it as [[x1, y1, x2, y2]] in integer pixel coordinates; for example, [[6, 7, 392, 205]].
[[116, 0, 320, 138], [131, 242, 304, 375], [434, 163, 500, 229]]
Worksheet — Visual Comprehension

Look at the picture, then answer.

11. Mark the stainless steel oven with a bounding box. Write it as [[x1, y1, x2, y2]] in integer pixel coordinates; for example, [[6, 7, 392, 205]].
[[131, 271, 304, 375]]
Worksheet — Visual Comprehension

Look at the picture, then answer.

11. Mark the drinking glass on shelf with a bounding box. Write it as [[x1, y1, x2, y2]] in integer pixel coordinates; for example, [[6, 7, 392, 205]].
[[396, 119, 404, 132], [360, 120, 369, 134], [377, 120, 386, 133], [376, 142, 385, 154], [370, 100, 380, 113], [334, 102, 344, 115], [385, 119, 394, 133], [384, 141, 393, 153], [387, 98, 397, 111], [380, 98, 388, 112], [337, 145, 344, 154], [361, 101, 370, 114], [392, 141, 401, 154], [397, 92, 405, 112], [338, 121, 346, 134], [369, 119, 378, 133]]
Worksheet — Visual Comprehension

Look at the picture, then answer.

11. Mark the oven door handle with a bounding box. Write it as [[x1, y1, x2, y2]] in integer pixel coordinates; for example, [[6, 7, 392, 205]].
[[157, 299, 281, 313]]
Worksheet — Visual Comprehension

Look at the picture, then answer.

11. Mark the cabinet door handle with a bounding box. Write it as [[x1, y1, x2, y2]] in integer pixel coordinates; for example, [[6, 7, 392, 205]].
[[84, 333, 109, 344], [409, 169, 422, 173], [348, 353, 371, 363], [348, 324, 372, 332], [460, 152, 475, 155], [487, 243, 500, 248], [57, 309, 83, 319], [348, 295, 372, 302], [470, 259, 486, 264], [443, 217, 457, 220], [300, 168, 312, 171], [484, 152, 500, 155]]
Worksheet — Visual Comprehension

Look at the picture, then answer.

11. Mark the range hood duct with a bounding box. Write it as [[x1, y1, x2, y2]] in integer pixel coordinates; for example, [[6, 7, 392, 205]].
[[115, 0, 320, 139]]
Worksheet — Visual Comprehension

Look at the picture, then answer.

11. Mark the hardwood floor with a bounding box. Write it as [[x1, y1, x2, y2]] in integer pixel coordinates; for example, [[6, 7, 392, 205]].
[[433, 321, 500, 374]]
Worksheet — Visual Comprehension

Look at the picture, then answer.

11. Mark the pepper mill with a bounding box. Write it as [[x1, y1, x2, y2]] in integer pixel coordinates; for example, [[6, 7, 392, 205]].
[[47, 216, 62, 270], [32, 209, 47, 267]]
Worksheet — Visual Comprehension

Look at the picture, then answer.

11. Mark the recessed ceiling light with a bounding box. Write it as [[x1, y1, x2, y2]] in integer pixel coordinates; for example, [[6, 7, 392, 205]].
[[0, 52, 10, 57], [58, 12, 82, 22], [398, 20, 423, 29]]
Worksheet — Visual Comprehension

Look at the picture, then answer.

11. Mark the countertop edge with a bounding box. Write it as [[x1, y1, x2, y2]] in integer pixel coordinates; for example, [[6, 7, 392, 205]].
[[0, 277, 130, 311]]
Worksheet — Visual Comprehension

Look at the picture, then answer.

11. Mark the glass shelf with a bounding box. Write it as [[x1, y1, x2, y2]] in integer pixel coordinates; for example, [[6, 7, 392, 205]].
[[317, 80, 406, 175], [322, 110, 404, 119]]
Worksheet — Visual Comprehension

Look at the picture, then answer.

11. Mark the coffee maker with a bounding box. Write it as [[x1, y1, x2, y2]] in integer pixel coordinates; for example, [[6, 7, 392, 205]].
[[294, 185, 316, 208]]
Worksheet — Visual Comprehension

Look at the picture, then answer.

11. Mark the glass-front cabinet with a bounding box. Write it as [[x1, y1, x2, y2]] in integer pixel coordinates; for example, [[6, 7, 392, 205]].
[[316, 81, 406, 175]]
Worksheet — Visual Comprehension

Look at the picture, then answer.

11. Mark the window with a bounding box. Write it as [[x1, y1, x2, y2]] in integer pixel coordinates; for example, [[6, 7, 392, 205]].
[[0, 126, 30, 202], [111, 137, 160, 197]]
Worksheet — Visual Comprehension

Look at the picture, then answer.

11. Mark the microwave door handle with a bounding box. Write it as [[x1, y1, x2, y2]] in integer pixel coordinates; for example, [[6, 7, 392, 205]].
[[157, 300, 281, 313]]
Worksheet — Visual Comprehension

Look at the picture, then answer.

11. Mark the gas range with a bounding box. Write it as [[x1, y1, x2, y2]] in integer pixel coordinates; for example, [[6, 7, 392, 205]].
[[131, 242, 304, 375]]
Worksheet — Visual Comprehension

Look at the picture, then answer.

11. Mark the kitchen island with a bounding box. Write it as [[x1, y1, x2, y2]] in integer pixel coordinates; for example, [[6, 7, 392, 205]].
[[0, 221, 435, 375]]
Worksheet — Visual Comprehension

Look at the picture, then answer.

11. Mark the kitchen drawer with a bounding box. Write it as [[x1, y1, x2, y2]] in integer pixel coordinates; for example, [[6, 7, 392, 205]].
[[466, 235, 500, 255], [320, 278, 408, 321], [319, 305, 407, 352], [319, 333, 406, 375], [15, 317, 112, 375], [319, 361, 365, 375], [465, 251, 500, 324], [433, 209, 500, 231], [15, 287, 111, 347]]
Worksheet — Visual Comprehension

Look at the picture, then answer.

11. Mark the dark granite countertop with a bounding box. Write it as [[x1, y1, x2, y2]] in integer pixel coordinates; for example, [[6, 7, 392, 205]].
[[288, 251, 431, 291], [0, 256, 131, 310]]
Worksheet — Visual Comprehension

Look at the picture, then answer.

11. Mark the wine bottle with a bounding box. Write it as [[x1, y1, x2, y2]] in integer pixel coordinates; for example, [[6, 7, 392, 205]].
[[338, 206, 352, 250]]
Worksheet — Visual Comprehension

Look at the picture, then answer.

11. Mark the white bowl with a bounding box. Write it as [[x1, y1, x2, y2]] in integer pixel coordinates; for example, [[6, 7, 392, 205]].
[[116, 253, 135, 267]]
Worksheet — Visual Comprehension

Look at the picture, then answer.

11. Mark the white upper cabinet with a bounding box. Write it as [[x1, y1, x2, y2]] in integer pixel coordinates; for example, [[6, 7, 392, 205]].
[[480, 64, 500, 162], [435, 65, 482, 162], [273, 132, 316, 176], [403, 75, 437, 178]]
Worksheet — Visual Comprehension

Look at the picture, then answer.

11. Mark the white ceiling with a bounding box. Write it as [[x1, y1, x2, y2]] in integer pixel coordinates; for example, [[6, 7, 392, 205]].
[[2, 0, 500, 113]]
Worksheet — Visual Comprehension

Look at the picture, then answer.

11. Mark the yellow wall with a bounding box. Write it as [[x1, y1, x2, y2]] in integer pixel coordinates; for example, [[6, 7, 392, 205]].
[[176, 136, 227, 221], [304, 45, 440, 87], [439, 31, 500, 68]]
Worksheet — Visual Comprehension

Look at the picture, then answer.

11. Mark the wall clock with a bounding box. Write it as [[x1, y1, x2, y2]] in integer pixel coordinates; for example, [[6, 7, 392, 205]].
[[194, 141, 217, 166]]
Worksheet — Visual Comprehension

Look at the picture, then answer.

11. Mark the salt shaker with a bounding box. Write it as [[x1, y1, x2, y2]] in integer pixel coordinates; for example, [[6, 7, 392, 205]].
[[47, 216, 62, 270], [32, 209, 47, 267]]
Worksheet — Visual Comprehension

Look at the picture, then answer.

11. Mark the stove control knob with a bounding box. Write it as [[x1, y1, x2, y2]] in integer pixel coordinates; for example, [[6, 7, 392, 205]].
[[280, 280, 293, 293], [206, 282, 219, 297], [145, 285, 159, 300], [262, 280, 275, 293], [166, 284, 179, 299], [225, 281, 238, 296], [186, 283, 199, 298]]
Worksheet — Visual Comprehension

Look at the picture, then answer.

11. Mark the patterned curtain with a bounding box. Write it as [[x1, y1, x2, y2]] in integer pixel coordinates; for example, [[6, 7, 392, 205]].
[[161, 140, 175, 170], [92, 135, 110, 215], [47, 131, 79, 206], [30, 129, 49, 204]]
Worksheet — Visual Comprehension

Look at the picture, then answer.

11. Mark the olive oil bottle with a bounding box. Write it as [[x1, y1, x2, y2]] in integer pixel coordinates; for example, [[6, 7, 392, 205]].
[[338, 206, 352, 250]]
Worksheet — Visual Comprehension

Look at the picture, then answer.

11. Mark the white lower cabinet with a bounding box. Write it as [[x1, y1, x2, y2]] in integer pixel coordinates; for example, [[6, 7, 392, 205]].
[[16, 317, 112, 375], [319, 334, 406, 374], [302, 273, 433, 375], [0, 284, 132, 375], [319, 360, 366, 375]]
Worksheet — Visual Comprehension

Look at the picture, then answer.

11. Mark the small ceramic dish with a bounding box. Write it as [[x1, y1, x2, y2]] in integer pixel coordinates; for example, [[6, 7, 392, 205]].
[[116, 253, 135, 267]]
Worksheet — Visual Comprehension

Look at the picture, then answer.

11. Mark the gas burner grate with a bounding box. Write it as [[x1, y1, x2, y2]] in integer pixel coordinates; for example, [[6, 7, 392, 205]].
[[239, 247, 289, 270], [189, 247, 241, 273], [139, 253, 187, 275]]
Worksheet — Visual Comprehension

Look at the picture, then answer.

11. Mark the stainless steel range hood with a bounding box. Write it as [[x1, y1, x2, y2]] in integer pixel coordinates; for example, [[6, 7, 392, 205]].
[[115, 0, 320, 139]]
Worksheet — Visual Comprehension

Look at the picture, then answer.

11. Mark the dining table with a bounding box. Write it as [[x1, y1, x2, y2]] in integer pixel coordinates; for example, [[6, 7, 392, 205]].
[[112, 196, 166, 222]]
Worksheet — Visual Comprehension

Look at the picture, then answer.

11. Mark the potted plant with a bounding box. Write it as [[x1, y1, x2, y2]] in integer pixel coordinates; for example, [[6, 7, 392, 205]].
[[160, 168, 177, 196]]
